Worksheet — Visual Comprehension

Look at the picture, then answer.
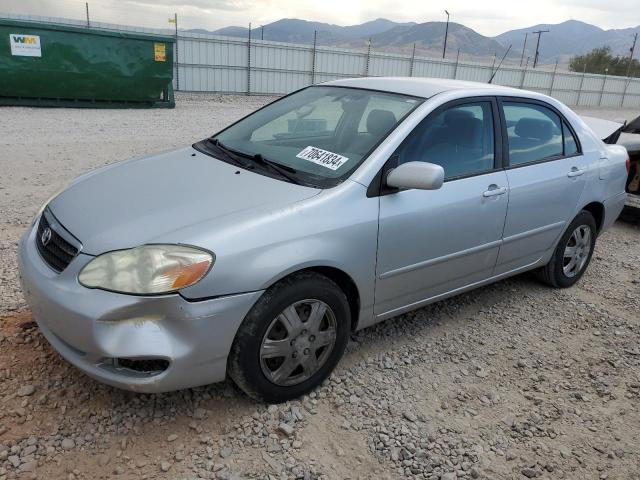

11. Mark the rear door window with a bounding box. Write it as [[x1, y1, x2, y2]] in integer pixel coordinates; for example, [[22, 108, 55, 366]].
[[502, 102, 568, 166]]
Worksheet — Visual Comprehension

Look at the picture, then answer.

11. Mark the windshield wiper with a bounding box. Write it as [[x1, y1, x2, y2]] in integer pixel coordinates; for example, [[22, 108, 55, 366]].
[[248, 153, 301, 184], [206, 138, 247, 165], [207, 138, 301, 184]]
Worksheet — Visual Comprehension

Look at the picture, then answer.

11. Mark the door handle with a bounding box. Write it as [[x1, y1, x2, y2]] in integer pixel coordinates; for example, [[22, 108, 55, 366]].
[[567, 167, 585, 178], [482, 185, 507, 197]]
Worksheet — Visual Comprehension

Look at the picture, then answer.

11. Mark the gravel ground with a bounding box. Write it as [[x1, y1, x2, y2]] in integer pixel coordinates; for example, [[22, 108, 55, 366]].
[[0, 93, 639, 480]]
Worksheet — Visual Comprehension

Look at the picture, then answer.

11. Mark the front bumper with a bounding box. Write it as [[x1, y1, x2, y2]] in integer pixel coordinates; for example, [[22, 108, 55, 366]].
[[18, 221, 263, 393]]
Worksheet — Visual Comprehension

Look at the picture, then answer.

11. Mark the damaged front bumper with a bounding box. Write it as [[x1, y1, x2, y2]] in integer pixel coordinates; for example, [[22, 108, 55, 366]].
[[18, 222, 263, 393]]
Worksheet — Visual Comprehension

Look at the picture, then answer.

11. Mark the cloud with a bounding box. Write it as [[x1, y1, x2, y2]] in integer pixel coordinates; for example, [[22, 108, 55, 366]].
[[125, 0, 249, 13]]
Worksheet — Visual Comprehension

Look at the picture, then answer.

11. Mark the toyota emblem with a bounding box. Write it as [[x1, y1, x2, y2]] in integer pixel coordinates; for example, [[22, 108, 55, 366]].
[[41, 227, 52, 246]]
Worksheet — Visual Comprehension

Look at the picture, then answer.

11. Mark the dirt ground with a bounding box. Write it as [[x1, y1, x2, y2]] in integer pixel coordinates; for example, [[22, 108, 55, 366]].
[[0, 94, 639, 480]]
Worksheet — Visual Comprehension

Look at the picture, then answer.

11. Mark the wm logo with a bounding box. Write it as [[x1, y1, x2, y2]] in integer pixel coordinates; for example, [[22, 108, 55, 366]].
[[12, 36, 37, 44]]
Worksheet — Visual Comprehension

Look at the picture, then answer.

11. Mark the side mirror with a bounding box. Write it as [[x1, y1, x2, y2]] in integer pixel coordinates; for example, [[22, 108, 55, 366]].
[[386, 161, 444, 191]]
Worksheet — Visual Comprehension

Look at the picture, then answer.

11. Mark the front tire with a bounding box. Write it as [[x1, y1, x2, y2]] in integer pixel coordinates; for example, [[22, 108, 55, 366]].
[[536, 210, 597, 288], [227, 271, 350, 403]]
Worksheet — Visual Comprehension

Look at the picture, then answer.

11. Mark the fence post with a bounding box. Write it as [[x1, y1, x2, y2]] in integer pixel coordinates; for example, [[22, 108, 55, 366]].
[[519, 57, 529, 88], [173, 13, 179, 91], [453, 48, 460, 79], [364, 39, 371, 77], [598, 69, 608, 106], [620, 74, 632, 107], [577, 63, 587, 106], [310, 30, 317, 85], [549, 59, 558, 96], [247, 23, 252, 96], [409, 43, 416, 77]]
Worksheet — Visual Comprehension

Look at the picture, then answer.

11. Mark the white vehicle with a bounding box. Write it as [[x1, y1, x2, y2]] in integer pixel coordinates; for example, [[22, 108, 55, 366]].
[[581, 114, 640, 213]]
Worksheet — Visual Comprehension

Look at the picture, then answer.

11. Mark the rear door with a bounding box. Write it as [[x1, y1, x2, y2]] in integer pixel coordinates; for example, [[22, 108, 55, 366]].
[[494, 98, 590, 275], [374, 98, 509, 317]]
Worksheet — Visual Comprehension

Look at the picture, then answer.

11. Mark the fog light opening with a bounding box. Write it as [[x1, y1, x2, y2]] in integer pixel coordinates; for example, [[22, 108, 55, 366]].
[[114, 358, 170, 375]]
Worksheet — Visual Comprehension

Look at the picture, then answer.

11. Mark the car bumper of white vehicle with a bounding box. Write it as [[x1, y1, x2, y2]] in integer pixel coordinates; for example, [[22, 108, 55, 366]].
[[625, 193, 640, 209], [18, 222, 263, 393]]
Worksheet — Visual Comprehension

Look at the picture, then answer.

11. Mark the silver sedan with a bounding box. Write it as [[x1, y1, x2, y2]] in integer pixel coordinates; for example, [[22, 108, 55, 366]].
[[18, 77, 629, 402]]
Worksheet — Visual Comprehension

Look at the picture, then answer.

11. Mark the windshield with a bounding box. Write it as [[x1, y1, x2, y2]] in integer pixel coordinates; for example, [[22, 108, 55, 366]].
[[202, 86, 422, 187]]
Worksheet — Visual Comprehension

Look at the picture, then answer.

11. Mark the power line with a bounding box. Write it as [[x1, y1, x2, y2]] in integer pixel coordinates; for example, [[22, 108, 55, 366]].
[[531, 29, 549, 68]]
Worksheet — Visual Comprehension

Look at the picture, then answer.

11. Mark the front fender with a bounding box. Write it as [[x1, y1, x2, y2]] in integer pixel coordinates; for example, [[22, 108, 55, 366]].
[[176, 181, 379, 326]]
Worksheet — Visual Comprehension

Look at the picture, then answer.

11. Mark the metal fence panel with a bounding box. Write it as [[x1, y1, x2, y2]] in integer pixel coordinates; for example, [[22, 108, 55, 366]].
[[369, 54, 410, 77], [454, 64, 490, 82]]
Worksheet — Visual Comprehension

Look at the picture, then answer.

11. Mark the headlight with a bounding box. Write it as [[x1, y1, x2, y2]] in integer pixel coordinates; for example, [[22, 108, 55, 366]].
[[78, 245, 214, 295]]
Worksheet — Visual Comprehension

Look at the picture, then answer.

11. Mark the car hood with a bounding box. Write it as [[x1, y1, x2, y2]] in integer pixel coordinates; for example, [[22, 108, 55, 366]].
[[49, 147, 320, 255]]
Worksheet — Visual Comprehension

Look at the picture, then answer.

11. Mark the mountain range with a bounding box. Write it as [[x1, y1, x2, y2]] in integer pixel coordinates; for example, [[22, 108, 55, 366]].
[[495, 20, 640, 63], [187, 18, 640, 65]]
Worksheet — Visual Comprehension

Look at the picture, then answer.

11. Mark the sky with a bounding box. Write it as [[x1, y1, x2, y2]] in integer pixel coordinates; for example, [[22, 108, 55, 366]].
[[0, 0, 639, 37]]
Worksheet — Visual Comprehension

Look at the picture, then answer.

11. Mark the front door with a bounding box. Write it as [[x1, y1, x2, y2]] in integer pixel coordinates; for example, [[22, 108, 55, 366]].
[[374, 98, 508, 318]]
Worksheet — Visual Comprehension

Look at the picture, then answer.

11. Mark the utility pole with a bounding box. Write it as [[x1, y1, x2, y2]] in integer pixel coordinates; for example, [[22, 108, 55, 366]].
[[531, 29, 549, 68], [520, 32, 527, 67], [261, 25, 264, 40], [443, 10, 450, 59], [85, 2, 90, 28]]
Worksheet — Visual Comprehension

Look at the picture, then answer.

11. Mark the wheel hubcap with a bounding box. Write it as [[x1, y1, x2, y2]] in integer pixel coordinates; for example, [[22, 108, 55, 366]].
[[563, 225, 592, 278], [260, 299, 337, 386]]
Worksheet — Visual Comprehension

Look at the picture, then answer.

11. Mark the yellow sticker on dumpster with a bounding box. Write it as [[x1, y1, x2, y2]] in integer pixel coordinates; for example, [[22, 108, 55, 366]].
[[154, 43, 166, 62]]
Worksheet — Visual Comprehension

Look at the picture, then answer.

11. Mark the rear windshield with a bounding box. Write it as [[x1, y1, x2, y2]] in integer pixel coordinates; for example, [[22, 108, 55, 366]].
[[207, 86, 422, 186]]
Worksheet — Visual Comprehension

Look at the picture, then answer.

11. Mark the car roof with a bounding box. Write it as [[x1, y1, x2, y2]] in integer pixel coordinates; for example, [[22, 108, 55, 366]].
[[323, 76, 522, 99]]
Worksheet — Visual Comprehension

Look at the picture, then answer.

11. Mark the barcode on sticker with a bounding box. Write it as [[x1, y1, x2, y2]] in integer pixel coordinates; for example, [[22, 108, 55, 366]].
[[296, 146, 348, 171]]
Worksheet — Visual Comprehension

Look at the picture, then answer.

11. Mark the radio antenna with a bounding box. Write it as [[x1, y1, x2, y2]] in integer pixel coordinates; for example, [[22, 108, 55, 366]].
[[489, 44, 512, 84]]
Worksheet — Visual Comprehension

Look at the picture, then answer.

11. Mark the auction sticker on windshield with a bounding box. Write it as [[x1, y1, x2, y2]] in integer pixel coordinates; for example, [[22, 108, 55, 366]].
[[296, 146, 348, 171]]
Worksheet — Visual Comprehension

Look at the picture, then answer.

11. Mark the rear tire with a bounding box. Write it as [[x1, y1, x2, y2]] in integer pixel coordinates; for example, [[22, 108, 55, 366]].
[[536, 210, 597, 288], [227, 271, 350, 403]]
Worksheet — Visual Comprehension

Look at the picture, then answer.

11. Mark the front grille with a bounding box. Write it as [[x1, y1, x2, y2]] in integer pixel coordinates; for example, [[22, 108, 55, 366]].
[[35, 212, 80, 272]]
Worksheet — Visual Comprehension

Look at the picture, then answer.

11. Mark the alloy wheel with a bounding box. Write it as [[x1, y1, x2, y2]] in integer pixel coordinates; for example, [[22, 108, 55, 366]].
[[563, 225, 592, 278]]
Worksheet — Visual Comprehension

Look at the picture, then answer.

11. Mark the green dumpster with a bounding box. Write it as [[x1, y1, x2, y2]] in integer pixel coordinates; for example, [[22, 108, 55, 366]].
[[0, 18, 175, 108]]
